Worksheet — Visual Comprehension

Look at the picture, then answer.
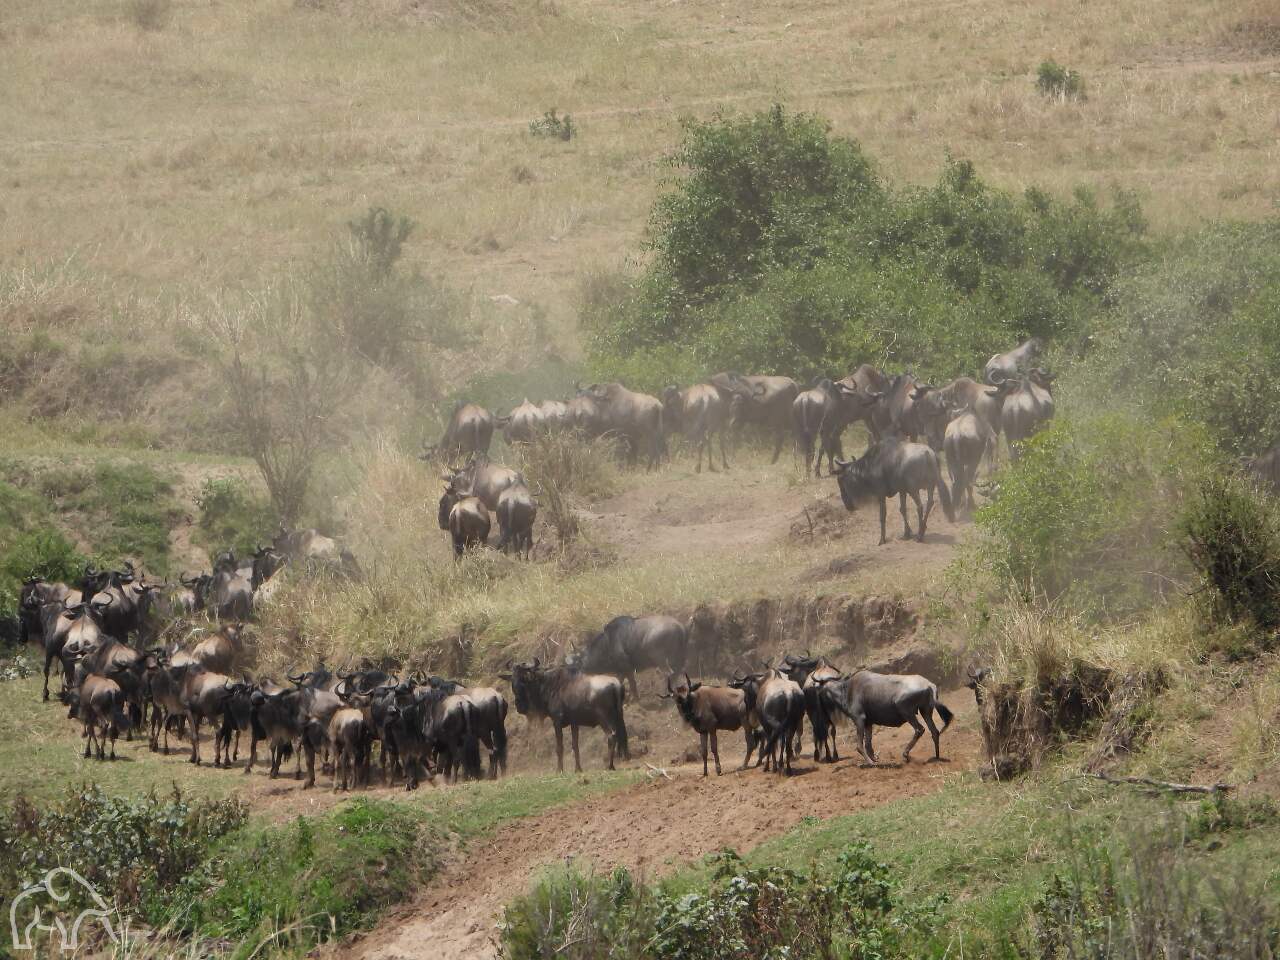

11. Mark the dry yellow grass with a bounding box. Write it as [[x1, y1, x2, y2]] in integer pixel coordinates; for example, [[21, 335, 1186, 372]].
[[1, 0, 1277, 360]]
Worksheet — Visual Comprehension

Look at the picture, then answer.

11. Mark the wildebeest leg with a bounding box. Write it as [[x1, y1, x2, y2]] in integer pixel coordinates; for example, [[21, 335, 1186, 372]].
[[570, 724, 585, 773], [863, 723, 879, 764], [878, 497, 889, 545], [303, 740, 317, 789], [923, 709, 943, 760], [700, 730, 709, 777], [712, 729, 724, 776], [911, 489, 928, 542], [245, 731, 258, 774], [42, 650, 54, 702], [232, 728, 240, 762], [628, 671, 639, 701], [109, 725, 118, 760], [742, 728, 756, 769], [902, 713, 925, 762], [83, 719, 94, 758], [553, 722, 566, 772], [720, 426, 730, 471], [188, 713, 201, 764], [770, 427, 785, 464], [899, 492, 913, 540]]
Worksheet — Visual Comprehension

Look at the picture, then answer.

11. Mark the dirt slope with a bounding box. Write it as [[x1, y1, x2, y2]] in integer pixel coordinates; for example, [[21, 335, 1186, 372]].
[[349, 702, 980, 960]]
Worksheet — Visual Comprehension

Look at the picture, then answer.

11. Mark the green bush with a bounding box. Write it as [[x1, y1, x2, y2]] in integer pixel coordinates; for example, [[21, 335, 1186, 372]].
[[976, 413, 1211, 615], [1035, 60, 1086, 100], [529, 109, 576, 141], [193, 476, 277, 557], [500, 843, 946, 960], [0, 478, 85, 624], [1180, 471, 1280, 637]]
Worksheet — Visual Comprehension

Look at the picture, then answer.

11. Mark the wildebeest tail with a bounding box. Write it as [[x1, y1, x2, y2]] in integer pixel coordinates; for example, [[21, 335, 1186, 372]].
[[611, 686, 630, 761], [461, 703, 483, 781], [935, 698, 954, 731], [934, 457, 956, 522], [110, 690, 133, 735]]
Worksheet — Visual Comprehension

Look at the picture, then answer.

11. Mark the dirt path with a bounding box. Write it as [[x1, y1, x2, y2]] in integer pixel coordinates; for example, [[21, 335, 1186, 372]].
[[348, 701, 981, 960]]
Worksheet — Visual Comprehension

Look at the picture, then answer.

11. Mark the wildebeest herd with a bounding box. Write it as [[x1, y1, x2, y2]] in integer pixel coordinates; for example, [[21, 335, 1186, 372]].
[[15, 341, 1056, 790], [429, 339, 1057, 558]]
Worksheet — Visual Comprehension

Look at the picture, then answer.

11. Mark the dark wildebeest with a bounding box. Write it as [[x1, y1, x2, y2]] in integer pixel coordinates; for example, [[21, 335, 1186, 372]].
[[69, 673, 132, 761], [714, 372, 798, 463], [728, 670, 804, 775], [502, 659, 629, 772], [944, 408, 997, 511], [1001, 369, 1055, 461], [791, 378, 878, 477], [578, 614, 688, 700], [818, 669, 954, 764], [430, 400, 495, 458], [836, 364, 891, 439], [778, 653, 842, 762], [663, 673, 757, 776], [662, 383, 731, 473], [496, 482, 537, 559], [250, 545, 287, 591], [206, 554, 253, 621], [832, 437, 956, 545], [428, 677, 509, 778], [584, 382, 665, 469], [79, 564, 146, 641], [415, 683, 483, 783], [498, 398, 546, 446], [984, 337, 1043, 385], [438, 483, 491, 558], [1247, 446, 1280, 495]]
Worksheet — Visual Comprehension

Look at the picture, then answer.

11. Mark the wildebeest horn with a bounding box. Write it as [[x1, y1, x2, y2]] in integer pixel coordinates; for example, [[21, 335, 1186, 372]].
[[684, 672, 692, 690], [531, 657, 540, 669]]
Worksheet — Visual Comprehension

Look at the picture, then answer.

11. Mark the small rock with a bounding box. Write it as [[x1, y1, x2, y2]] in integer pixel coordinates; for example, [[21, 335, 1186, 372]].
[[489, 294, 519, 306]]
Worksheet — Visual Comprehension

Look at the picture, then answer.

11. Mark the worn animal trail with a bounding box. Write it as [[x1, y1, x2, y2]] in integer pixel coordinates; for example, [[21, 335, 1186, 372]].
[[347, 702, 980, 960]]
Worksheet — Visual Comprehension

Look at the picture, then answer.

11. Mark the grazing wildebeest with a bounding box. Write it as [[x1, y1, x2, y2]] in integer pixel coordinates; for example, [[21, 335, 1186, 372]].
[[502, 659, 629, 772], [69, 672, 132, 761], [584, 382, 665, 469], [728, 670, 804, 774], [498, 398, 546, 445], [944, 408, 996, 511], [577, 614, 688, 699], [1247, 446, 1280, 495], [430, 401, 495, 458], [778, 653, 842, 762], [662, 383, 731, 473], [496, 481, 537, 559], [714, 373, 798, 463], [428, 677, 509, 778], [663, 673, 757, 776], [832, 437, 956, 545], [792, 378, 878, 477], [438, 483, 491, 557], [984, 337, 1043, 385], [818, 669, 954, 764], [1001, 369, 1055, 461]]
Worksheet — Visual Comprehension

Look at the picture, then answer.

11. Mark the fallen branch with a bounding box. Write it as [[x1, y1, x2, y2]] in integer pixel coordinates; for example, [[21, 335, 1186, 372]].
[[644, 762, 672, 781], [1086, 772, 1234, 795]]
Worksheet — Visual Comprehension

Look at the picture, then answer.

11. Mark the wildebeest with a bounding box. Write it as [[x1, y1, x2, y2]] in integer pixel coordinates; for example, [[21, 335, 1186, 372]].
[[250, 545, 287, 591], [870, 373, 936, 444], [190, 622, 247, 675], [714, 372, 798, 463], [664, 673, 757, 776], [328, 703, 372, 792], [207, 554, 253, 621], [728, 670, 804, 775], [416, 684, 483, 782], [577, 614, 688, 699], [818, 669, 954, 763], [438, 484, 491, 557], [539, 399, 571, 432], [944, 408, 996, 511], [662, 383, 731, 473], [566, 390, 606, 438], [431, 400, 495, 458], [44, 599, 111, 703], [502, 659, 629, 772], [791, 378, 877, 477], [79, 564, 146, 641], [778, 653, 842, 762], [833, 437, 956, 544], [984, 337, 1043, 385], [428, 677, 509, 778], [70, 672, 132, 761], [836, 364, 891, 439], [18, 577, 79, 649], [583, 382, 665, 469], [1001, 369, 1055, 461], [445, 457, 523, 511], [498, 398, 545, 445], [932, 376, 1009, 466], [496, 481, 537, 559]]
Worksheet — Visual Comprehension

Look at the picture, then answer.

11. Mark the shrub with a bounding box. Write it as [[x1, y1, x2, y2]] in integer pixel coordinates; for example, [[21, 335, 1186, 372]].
[[1180, 471, 1280, 637], [529, 109, 575, 141], [0, 478, 85, 622], [193, 476, 277, 557], [1036, 59, 1086, 100]]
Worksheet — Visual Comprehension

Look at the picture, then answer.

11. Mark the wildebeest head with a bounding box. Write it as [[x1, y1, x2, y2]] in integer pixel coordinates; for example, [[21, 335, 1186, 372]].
[[501, 659, 547, 718], [665, 672, 701, 724], [831, 454, 873, 511], [726, 672, 764, 712], [438, 477, 465, 531]]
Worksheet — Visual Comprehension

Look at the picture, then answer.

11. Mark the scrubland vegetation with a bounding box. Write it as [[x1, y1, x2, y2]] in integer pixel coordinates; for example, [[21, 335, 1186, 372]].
[[4, 0, 1280, 955]]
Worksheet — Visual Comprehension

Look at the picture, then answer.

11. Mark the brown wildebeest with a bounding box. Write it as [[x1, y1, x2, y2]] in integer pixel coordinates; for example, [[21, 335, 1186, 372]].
[[34, 596, 97, 702], [501, 659, 630, 772], [663, 673, 757, 776], [430, 401, 495, 458], [496, 482, 537, 559], [870, 373, 936, 443], [328, 703, 372, 792], [71, 673, 132, 761], [728, 669, 804, 775], [191, 622, 247, 675], [817, 669, 954, 764], [576, 614, 689, 700], [714, 373, 798, 463], [662, 383, 731, 473], [566, 389, 606, 438], [438, 483, 491, 557], [539, 399, 570, 433], [1001, 369, 1055, 461], [832, 437, 956, 544], [445, 457, 522, 511], [498, 398, 545, 445], [18, 577, 79, 652], [791, 378, 878, 477], [778, 653, 842, 762], [836, 364, 890, 439], [984, 337, 1043, 385], [584, 382, 665, 469], [944, 408, 996, 511]]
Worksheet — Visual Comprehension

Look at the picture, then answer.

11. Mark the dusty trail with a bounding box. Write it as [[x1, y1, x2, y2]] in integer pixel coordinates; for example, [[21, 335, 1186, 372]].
[[349, 701, 981, 960]]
